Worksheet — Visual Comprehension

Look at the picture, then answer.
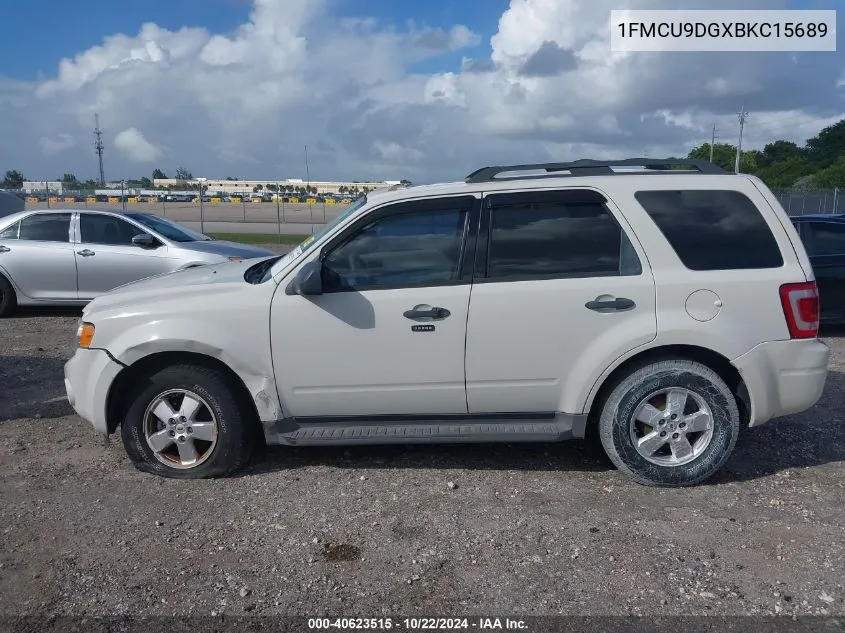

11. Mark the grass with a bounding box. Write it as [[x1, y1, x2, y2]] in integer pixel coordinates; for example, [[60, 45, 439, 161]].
[[207, 232, 309, 245]]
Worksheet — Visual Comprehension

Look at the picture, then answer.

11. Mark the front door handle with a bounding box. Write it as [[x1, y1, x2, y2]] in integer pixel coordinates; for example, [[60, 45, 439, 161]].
[[77, 249, 95, 257], [585, 296, 635, 312], [403, 305, 451, 320], [0, 245, 9, 253]]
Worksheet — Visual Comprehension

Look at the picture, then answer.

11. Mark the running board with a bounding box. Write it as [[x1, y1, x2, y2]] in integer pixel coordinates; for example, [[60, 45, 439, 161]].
[[265, 413, 587, 446]]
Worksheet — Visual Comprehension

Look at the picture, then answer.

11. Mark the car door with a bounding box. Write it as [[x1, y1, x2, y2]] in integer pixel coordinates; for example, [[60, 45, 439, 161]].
[[464, 188, 657, 414], [270, 195, 479, 418], [803, 220, 845, 323], [0, 212, 77, 300], [74, 212, 173, 299]]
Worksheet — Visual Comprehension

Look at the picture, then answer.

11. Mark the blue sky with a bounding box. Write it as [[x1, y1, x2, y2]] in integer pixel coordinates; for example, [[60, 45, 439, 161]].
[[1, 0, 509, 80], [0, 0, 841, 182]]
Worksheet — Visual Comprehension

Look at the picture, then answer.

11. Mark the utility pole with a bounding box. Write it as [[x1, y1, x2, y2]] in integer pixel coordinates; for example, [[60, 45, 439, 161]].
[[305, 145, 310, 192], [94, 114, 105, 186], [735, 107, 748, 174], [710, 123, 717, 163]]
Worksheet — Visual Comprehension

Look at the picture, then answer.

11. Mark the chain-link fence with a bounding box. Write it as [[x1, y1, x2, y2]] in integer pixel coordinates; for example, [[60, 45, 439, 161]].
[[7, 186, 844, 220], [772, 188, 843, 215]]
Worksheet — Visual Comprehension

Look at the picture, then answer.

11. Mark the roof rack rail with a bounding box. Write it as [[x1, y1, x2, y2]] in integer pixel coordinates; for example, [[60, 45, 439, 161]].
[[465, 158, 727, 183]]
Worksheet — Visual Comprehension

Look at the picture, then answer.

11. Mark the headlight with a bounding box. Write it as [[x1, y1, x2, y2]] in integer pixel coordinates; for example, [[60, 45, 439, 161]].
[[77, 322, 95, 348], [228, 256, 243, 262]]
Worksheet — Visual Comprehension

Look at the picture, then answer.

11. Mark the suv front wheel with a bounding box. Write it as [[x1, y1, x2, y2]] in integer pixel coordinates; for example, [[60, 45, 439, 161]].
[[121, 364, 256, 478], [598, 359, 740, 487]]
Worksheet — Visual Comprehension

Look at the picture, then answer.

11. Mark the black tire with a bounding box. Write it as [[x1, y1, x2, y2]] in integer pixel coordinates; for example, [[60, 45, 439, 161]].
[[0, 274, 17, 318], [121, 364, 256, 479], [598, 359, 739, 487]]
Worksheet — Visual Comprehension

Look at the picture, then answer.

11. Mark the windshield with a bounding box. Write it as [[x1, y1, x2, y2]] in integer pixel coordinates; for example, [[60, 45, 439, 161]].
[[125, 213, 212, 242], [262, 195, 368, 282]]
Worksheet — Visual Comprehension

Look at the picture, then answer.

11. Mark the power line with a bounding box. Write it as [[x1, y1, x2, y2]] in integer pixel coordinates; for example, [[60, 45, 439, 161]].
[[94, 114, 105, 186], [735, 106, 748, 174], [710, 123, 717, 163]]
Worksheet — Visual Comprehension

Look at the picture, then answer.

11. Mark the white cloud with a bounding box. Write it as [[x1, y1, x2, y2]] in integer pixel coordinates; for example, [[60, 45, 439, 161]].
[[39, 133, 76, 156], [114, 127, 164, 163], [0, 0, 842, 183]]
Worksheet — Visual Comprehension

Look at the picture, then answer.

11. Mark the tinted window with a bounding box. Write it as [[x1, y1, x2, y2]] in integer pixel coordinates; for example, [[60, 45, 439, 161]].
[[323, 208, 466, 291], [486, 201, 637, 279], [18, 213, 71, 242], [80, 214, 144, 245], [635, 190, 783, 270], [808, 222, 845, 256], [0, 221, 19, 239]]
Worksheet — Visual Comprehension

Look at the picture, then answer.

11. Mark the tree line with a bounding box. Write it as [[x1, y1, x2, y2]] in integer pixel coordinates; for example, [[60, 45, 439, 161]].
[[4, 118, 842, 192], [1, 165, 386, 195], [687, 118, 845, 190]]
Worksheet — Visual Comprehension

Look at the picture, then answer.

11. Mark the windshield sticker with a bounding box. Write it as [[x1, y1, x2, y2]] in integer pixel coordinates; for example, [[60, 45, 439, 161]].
[[275, 244, 304, 269]]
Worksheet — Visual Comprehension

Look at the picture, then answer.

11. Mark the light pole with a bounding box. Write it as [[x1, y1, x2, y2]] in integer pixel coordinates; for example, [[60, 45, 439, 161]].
[[195, 177, 207, 234]]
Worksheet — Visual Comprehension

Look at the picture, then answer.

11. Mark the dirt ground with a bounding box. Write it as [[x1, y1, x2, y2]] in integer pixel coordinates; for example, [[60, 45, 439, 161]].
[[1, 260, 843, 617]]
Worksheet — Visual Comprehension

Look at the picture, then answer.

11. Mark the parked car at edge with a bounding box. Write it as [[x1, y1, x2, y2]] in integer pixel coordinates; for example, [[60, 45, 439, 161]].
[[63, 159, 830, 486], [789, 213, 845, 324], [0, 208, 275, 316]]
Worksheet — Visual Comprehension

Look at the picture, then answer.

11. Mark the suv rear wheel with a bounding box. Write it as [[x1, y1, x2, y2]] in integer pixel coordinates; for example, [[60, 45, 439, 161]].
[[598, 359, 740, 486], [121, 364, 255, 478]]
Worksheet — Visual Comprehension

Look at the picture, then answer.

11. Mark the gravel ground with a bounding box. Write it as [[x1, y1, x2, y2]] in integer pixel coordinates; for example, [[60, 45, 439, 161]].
[[1, 257, 843, 618]]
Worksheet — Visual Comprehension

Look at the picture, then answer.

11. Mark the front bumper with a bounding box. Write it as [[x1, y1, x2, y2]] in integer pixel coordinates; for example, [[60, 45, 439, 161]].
[[732, 338, 830, 426], [64, 348, 124, 435]]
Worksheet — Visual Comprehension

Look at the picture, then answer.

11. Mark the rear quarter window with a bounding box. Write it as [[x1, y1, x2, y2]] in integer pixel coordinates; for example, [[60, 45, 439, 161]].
[[634, 189, 783, 271]]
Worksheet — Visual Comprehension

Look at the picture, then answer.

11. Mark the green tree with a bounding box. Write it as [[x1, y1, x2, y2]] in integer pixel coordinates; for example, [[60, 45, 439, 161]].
[[152, 168, 168, 180], [813, 156, 845, 188], [139, 176, 153, 188], [687, 143, 757, 173], [174, 166, 193, 181], [806, 119, 845, 169], [756, 140, 806, 168], [59, 173, 80, 189], [756, 156, 813, 189], [2, 169, 25, 189]]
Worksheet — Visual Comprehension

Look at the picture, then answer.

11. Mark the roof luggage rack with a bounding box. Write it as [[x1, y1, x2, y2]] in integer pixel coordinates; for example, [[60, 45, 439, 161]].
[[465, 158, 727, 183]]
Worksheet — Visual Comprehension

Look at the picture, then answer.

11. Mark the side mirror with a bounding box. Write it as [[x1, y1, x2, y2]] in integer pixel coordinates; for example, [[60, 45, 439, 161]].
[[285, 260, 323, 296], [132, 233, 159, 248]]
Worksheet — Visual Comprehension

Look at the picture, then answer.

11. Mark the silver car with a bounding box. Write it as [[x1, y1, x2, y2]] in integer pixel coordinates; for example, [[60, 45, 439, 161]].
[[0, 208, 276, 316]]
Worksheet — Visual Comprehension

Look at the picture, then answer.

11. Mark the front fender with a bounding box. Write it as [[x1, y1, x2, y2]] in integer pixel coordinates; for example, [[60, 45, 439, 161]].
[[104, 317, 281, 423]]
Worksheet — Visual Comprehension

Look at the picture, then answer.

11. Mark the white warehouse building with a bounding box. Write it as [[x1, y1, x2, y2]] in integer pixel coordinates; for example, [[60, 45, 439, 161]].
[[152, 178, 401, 195]]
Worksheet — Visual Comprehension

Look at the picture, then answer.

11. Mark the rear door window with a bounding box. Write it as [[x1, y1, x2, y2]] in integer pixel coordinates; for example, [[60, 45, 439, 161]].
[[18, 213, 72, 243], [634, 190, 783, 270]]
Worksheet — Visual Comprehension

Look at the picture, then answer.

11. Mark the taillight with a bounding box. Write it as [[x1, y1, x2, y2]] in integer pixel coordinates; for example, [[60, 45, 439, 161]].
[[779, 281, 819, 339]]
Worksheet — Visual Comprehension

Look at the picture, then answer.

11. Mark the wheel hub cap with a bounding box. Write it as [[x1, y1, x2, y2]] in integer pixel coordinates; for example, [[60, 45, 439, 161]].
[[143, 389, 218, 469], [629, 387, 715, 467]]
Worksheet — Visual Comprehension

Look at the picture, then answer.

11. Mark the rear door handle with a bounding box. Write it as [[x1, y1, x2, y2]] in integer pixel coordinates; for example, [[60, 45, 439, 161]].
[[585, 297, 635, 312], [77, 249, 95, 257], [0, 245, 9, 253], [403, 305, 451, 320]]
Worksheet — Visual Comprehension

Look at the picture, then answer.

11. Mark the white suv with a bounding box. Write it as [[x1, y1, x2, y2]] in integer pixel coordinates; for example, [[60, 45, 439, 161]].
[[63, 159, 830, 486]]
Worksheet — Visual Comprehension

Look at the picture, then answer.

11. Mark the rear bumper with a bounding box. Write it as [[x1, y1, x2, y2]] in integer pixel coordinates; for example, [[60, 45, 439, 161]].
[[732, 338, 830, 426], [64, 348, 124, 435]]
